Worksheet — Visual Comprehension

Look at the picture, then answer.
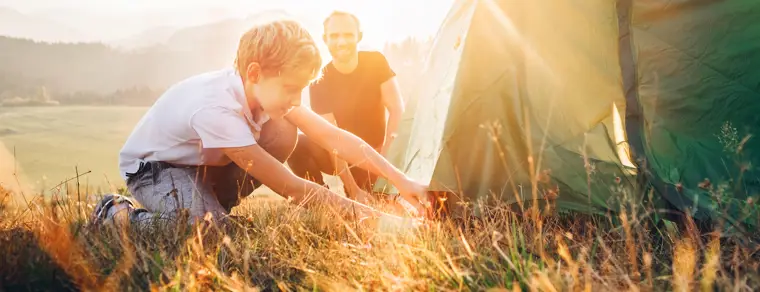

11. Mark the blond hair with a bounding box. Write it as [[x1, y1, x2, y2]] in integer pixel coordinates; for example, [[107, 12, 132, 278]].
[[235, 19, 323, 83]]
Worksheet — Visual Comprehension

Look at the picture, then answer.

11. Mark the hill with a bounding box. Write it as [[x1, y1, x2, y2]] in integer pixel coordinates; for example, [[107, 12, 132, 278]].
[[0, 6, 92, 43], [0, 36, 167, 106], [0, 10, 420, 107], [0, 15, 248, 106], [109, 26, 179, 51]]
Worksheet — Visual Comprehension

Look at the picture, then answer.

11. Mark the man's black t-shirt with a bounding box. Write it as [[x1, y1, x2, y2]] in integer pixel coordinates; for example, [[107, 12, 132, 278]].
[[309, 51, 396, 149]]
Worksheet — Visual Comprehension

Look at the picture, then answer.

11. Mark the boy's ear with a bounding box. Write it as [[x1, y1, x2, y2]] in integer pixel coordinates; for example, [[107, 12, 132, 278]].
[[322, 34, 328, 44], [357, 31, 363, 42], [246, 62, 262, 83]]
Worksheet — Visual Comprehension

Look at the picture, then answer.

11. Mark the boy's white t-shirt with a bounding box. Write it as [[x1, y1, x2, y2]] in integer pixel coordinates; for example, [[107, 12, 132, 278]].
[[118, 68, 270, 181]]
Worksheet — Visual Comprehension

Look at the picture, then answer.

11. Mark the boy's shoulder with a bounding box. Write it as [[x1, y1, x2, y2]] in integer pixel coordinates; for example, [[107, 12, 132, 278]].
[[167, 68, 239, 93], [174, 68, 238, 89], [157, 68, 245, 109]]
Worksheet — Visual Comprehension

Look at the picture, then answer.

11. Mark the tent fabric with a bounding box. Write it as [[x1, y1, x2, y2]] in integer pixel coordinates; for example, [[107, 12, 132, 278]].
[[375, 0, 760, 225], [622, 0, 760, 224]]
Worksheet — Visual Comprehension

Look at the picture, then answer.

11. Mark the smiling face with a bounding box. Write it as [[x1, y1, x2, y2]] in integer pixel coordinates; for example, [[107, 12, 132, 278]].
[[323, 13, 362, 63], [243, 64, 313, 119]]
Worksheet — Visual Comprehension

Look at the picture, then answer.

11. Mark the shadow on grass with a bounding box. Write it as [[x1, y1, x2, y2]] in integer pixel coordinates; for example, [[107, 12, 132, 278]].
[[0, 227, 77, 291]]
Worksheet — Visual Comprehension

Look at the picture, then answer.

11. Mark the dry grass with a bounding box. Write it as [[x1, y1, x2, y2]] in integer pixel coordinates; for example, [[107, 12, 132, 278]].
[[1, 180, 759, 292], [3, 35, 757, 291]]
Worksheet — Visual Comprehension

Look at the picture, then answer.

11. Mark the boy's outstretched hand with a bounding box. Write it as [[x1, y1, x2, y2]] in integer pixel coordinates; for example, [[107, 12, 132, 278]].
[[395, 178, 430, 216]]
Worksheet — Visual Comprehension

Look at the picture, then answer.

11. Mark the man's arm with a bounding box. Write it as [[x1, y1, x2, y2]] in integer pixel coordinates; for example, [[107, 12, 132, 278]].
[[306, 85, 369, 200], [285, 106, 428, 209], [380, 76, 405, 156], [221, 144, 376, 216], [319, 113, 369, 200]]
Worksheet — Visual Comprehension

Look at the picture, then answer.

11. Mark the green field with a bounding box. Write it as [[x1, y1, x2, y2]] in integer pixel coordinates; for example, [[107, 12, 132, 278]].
[[0, 106, 148, 193], [0, 106, 340, 197]]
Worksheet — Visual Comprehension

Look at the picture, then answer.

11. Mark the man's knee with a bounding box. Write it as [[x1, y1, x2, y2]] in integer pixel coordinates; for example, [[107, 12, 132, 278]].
[[258, 118, 297, 163], [292, 132, 317, 158], [289, 133, 335, 173]]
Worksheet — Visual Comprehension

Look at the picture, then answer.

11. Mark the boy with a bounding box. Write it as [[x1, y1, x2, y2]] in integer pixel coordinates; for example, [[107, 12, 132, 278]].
[[90, 18, 428, 227]]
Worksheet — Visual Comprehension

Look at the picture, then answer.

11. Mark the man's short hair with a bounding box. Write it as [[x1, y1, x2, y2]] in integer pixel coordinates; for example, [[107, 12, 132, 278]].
[[322, 10, 362, 33]]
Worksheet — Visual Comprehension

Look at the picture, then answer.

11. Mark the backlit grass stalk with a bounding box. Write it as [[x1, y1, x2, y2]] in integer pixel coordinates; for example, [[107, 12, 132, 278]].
[[2, 174, 760, 290]]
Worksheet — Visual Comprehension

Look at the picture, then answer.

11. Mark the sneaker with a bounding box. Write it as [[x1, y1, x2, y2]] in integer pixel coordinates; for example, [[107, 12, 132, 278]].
[[90, 193, 146, 227]]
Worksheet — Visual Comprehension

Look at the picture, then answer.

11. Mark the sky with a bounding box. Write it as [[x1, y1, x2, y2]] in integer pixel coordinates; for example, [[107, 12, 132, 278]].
[[1, 0, 455, 47]]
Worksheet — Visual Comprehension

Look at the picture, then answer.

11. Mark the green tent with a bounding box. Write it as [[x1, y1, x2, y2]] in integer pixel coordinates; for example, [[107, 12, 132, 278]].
[[375, 0, 760, 226]]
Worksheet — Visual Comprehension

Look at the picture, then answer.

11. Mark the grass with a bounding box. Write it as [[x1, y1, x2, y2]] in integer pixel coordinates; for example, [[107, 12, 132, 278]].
[[0, 106, 337, 200], [0, 106, 147, 193], [1, 106, 760, 291], [2, 174, 759, 291]]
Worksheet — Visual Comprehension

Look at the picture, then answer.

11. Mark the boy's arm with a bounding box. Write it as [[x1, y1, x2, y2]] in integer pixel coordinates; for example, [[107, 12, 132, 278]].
[[380, 77, 405, 156], [189, 105, 389, 217], [221, 144, 377, 216], [285, 106, 428, 210]]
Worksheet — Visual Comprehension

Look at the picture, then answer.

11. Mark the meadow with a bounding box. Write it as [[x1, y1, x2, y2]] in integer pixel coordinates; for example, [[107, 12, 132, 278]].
[[0, 106, 146, 194], [0, 106, 294, 201], [1, 101, 758, 292], [3, 174, 760, 291]]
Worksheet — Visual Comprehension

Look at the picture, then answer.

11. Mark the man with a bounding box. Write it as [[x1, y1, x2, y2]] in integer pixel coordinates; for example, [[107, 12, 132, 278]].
[[288, 11, 405, 203], [90, 18, 426, 228]]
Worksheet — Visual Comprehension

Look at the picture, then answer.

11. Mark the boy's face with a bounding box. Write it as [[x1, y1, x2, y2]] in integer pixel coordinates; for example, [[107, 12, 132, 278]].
[[244, 64, 311, 119]]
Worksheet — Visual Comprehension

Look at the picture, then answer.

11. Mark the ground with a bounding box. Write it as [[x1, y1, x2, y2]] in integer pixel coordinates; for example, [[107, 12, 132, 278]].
[[0, 106, 142, 194], [1, 106, 759, 291], [0, 106, 344, 203]]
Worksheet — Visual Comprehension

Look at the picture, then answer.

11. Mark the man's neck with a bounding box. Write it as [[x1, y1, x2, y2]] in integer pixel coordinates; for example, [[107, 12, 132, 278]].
[[332, 54, 359, 74]]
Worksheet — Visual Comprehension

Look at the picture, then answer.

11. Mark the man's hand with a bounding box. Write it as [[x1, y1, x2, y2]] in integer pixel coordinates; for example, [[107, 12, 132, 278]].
[[352, 188, 373, 205], [286, 107, 426, 214], [223, 144, 374, 217], [316, 112, 367, 200]]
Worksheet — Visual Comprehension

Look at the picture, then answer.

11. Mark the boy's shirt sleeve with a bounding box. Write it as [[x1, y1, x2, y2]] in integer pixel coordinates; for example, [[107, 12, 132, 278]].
[[190, 105, 257, 148]]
